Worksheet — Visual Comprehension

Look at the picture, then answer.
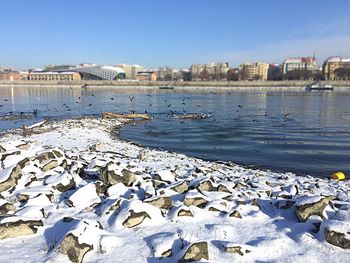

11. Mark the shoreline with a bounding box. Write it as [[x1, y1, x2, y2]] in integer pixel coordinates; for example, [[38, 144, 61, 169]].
[[0, 118, 349, 262], [1, 80, 350, 89]]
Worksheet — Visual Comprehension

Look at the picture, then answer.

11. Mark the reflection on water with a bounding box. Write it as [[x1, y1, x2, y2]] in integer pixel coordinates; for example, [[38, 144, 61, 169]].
[[1, 85, 350, 177]]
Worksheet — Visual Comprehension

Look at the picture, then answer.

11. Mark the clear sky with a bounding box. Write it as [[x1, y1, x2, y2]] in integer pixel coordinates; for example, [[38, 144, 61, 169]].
[[1, 0, 350, 69]]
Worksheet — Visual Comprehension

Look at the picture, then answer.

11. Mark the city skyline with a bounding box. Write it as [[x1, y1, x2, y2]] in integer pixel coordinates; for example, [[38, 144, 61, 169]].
[[1, 0, 350, 70]]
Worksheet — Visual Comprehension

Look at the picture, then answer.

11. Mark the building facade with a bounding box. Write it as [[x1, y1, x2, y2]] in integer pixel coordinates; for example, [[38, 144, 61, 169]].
[[28, 72, 81, 81], [190, 62, 229, 81], [239, 62, 269, 81], [135, 71, 157, 81], [282, 57, 317, 74], [117, 64, 144, 79], [0, 71, 21, 81], [323, 56, 350, 80]]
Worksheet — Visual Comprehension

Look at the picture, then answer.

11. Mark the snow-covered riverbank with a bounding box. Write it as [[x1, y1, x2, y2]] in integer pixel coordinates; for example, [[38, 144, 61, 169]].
[[0, 118, 349, 262]]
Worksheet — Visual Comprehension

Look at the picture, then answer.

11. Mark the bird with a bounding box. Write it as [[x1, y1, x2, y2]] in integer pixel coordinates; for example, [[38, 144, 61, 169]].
[[88, 104, 92, 107], [238, 105, 243, 108], [167, 104, 172, 108], [129, 110, 135, 114], [147, 94, 151, 97], [128, 96, 135, 102], [33, 109, 38, 116], [284, 113, 290, 118], [170, 109, 175, 116], [110, 97, 114, 100], [91, 94, 95, 96], [4, 99, 8, 101]]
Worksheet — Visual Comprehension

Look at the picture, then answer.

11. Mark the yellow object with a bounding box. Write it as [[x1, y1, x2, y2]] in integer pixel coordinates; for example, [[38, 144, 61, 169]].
[[330, 171, 346, 180]]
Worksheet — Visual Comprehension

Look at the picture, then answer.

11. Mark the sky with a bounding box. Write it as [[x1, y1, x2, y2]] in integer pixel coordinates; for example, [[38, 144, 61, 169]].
[[1, 0, 350, 69]]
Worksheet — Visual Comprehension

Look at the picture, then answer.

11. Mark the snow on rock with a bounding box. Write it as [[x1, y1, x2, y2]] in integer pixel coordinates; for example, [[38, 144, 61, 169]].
[[181, 241, 209, 262], [295, 196, 331, 222], [67, 183, 101, 210], [154, 169, 175, 183], [0, 118, 350, 262], [0, 216, 43, 240], [323, 220, 350, 249], [57, 219, 103, 263]]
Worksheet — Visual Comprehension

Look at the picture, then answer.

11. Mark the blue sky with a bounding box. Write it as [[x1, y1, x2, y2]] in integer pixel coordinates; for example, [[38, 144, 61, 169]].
[[1, 0, 350, 69]]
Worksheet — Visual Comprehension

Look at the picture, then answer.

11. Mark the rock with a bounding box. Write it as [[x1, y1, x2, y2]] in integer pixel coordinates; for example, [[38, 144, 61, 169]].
[[122, 210, 151, 228], [184, 196, 208, 208], [0, 145, 5, 153], [177, 208, 193, 217], [154, 170, 175, 183], [42, 159, 59, 172], [170, 180, 188, 194], [145, 196, 172, 210], [218, 184, 231, 193], [45, 172, 76, 192], [223, 244, 251, 255], [0, 219, 43, 239], [57, 219, 102, 263], [325, 229, 350, 249], [101, 166, 136, 187], [275, 200, 295, 210], [197, 180, 217, 192], [295, 196, 330, 222], [0, 199, 16, 215], [229, 210, 242, 219], [324, 220, 350, 249], [67, 183, 101, 209], [35, 151, 56, 164], [181, 241, 209, 262], [0, 158, 29, 193], [58, 233, 93, 263], [95, 180, 108, 196]]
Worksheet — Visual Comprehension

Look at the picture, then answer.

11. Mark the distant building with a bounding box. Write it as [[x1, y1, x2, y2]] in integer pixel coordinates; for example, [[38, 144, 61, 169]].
[[268, 64, 282, 80], [156, 67, 174, 81], [323, 56, 350, 80], [135, 71, 157, 81], [45, 64, 77, 71], [239, 62, 269, 81], [190, 62, 229, 81], [117, 64, 144, 79], [0, 71, 21, 81], [282, 57, 317, 74], [28, 72, 81, 81]]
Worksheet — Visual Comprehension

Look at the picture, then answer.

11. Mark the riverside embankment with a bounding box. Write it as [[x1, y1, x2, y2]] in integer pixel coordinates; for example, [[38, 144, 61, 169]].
[[1, 80, 350, 89]]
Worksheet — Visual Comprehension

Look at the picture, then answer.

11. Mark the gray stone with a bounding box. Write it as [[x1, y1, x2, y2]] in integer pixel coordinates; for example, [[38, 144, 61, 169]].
[[218, 184, 231, 193], [101, 167, 136, 187], [145, 196, 172, 210], [170, 181, 188, 194], [0, 219, 43, 240], [295, 197, 329, 222], [58, 233, 93, 263], [184, 197, 208, 208], [325, 229, 350, 249], [0, 201, 16, 215], [177, 208, 193, 217], [224, 245, 251, 255], [0, 158, 30, 193], [122, 210, 151, 228], [229, 210, 242, 219], [197, 180, 217, 192], [42, 160, 59, 172], [56, 178, 76, 192], [181, 241, 209, 262]]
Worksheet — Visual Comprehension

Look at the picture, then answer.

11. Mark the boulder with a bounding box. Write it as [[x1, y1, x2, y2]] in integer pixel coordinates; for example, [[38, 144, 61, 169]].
[[58, 233, 93, 263], [0, 219, 43, 239], [170, 181, 188, 194], [217, 184, 231, 193], [0, 200, 16, 215], [0, 158, 30, 193], [42, 159, 59, 172], [295, 196, 329, 222], [184, 196, 208, 208], [229, 210, 242, 219], [223, 243, 252, 255], [181, 241, 209, 262], [197, 180, 217, 192], [324, 220, 350, 249], [177, 208, 193, 217], [67, 183, 101, 210], [154, 170, 175, 183], [101, 166, 136, 187], [122, 210, 151, 228], [145, 196, 172, 210]]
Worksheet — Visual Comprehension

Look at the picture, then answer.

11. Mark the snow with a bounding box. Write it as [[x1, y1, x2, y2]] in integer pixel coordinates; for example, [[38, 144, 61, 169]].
[[0, 118, 350, 262]]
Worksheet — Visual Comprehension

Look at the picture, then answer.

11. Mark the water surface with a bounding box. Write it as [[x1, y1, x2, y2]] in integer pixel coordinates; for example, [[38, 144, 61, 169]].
[[1, 85, 349, 178]]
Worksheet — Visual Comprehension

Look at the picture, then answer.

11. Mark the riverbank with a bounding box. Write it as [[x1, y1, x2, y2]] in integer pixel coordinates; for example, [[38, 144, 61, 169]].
[[0, 117, 349, 262], [1, 80, 350, 89]]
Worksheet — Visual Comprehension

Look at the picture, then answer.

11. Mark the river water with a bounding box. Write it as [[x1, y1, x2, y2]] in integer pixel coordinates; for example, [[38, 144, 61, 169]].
[[0, 85, 349, 178]]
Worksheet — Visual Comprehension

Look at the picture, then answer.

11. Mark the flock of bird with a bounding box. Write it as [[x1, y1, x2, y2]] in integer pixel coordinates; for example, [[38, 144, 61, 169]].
[[0, 92, 292, 125]]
